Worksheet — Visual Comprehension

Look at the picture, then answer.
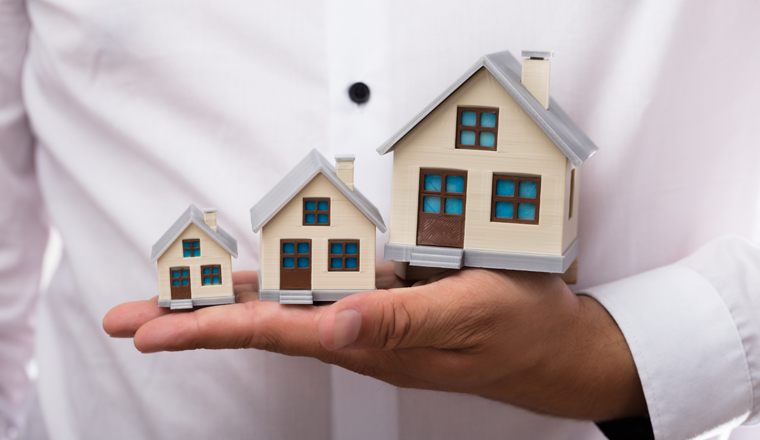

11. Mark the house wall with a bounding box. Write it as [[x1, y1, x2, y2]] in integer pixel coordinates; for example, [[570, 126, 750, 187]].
[[389, 67, 570, 255], [157, 223, 234, 301], [562, 160, 579, 253], [260, 173, 377, 290]]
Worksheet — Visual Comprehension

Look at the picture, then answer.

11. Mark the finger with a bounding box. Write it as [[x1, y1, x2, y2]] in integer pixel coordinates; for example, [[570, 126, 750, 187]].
[[318, 271, 490, 351], [134, 300, 332, 355], [102, 296, 170, 338], [411, 269, 453, 287], [375, 262, 414, 289], [232, 270, 258, 285]]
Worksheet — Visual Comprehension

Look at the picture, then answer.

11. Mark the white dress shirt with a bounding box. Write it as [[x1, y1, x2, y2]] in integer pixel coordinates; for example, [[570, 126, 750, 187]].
[[1, 1, 760, 439]]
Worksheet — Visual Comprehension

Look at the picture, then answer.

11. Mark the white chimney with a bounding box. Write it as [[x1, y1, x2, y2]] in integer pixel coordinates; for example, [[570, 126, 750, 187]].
[[521, 50, 553, 110], [203, 208, 218, 232], [335, 155, 355, 191]]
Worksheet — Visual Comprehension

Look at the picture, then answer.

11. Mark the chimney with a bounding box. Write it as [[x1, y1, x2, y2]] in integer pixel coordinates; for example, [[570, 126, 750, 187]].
[[203, 208, 218, 233], [521, 50, 553, 110], [335, 154, 355, 191]]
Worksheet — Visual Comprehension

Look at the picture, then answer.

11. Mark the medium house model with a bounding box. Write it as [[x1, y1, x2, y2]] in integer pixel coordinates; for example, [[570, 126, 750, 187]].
[[377, 50, 598, 281], [150, 205, 238, 310], [250, 149, 386, 304]]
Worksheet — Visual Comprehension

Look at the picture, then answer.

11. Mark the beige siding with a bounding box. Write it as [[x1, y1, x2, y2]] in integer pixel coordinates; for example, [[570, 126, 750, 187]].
[[157, 223, 234, 301], [260, 173, 376, 290], [562, 160, 579, 253], [389, 67, 569, 255]]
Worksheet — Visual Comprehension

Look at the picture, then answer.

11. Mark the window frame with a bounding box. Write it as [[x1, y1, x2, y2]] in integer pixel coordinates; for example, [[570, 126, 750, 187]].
[[280, 239, 312, 270], [418, 169, 468, 217], [490, 174, 541, 225], [170, 267, 190, 287], [328, 239, 360, 272], [455, 106, 499, 151], [182, 239, 201, 258], [303, 198, 331, 226], [201, 265, 222, 286]]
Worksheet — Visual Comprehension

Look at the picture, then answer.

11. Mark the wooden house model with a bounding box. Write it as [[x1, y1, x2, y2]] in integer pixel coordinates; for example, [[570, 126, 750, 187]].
[[377, 50, 598, 280], [250, 149, 386, 304], [150, 205, 238, 309]]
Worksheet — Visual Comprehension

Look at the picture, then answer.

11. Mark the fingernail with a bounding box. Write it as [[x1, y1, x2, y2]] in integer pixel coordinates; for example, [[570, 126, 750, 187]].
[[333, 309, 362, 350]]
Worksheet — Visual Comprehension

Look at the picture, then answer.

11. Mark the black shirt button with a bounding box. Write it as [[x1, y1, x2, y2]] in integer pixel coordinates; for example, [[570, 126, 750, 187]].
[[348, 82, 370, 104]]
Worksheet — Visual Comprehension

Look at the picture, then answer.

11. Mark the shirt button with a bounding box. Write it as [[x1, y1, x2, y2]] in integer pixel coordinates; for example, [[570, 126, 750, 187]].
[[348, 82, 370, 104]]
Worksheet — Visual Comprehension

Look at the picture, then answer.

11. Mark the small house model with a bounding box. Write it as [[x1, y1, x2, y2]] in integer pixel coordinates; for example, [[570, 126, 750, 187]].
[[250, 149, 386, 304], [377, 50, 598, 282], [150, 205, 238, 309]]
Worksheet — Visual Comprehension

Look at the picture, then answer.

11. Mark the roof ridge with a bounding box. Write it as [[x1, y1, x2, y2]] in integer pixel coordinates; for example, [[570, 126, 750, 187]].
[[150, 204, 238, 263], [375, 50, 598, 167], [250, 149, 386, 233]]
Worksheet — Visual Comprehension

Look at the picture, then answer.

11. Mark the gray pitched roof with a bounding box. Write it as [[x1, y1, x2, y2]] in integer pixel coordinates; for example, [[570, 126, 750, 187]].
[[376, 50, 598, 167], [250, 149, 387, 233], [150, 205, 239, 263]]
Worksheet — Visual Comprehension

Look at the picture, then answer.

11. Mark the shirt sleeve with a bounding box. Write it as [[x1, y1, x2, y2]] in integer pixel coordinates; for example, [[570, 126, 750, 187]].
[[0, 0, 49, 436], [583, 236, 760, 440]]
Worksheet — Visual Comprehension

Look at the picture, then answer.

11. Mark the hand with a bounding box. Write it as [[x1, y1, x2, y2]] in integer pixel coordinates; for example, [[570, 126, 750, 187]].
[[103, 264, 646, 421]]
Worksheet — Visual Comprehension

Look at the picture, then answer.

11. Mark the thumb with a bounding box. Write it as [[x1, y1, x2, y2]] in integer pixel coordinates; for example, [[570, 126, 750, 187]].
[[317, 285, 451, 351]]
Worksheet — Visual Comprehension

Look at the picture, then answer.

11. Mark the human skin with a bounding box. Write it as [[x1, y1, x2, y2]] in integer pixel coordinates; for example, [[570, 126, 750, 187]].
[[103, 264, 647, 421]]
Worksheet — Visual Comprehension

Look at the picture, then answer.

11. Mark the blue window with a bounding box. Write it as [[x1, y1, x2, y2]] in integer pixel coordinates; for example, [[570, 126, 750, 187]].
[[202, 265, 222, 286], [491, 175, 541, 224], [495, 201, 514, 219], [519, 181, 537, 198], [480, 112, 497, 127], [446, 175, 464, 193], [170, 267, 190, 289], [420, 170, 466, 217], [461, 111, 477, 126], [328, 240, 360, 271], [517, 203, 536, 221], [479, 132, 495, 148], [445, 197, 463, 215], [423, 196, 441, 213], [182, 239, 200, 258], [282, 240, 311, 270], [304, 198, 330, 225], [496, 179, 515, 197], [456, 107, 499, 150], [460, 131, 476, 146], [424, 174, 442, 192]]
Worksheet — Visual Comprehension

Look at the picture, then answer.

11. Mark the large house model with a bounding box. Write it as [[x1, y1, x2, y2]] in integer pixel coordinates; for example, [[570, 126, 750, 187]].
[[150, 205, 238, 309], [377, 50, 598, 282], [250, 149, 386, 304]]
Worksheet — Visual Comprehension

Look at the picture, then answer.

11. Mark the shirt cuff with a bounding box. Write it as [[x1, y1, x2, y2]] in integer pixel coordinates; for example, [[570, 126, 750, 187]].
[[583, 264, 753, 440]]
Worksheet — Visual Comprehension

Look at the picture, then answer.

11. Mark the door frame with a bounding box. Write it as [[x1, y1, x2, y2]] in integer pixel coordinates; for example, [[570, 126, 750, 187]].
[[170, 266, 191, 299], [280, 239, 312, 290], [416, 169, 468, 248]]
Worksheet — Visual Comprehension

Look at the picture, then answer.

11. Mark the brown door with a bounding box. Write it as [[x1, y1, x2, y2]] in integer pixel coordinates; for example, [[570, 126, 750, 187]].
[[280, 239, 312, 290], [417, 169, 467, 248], [170, 267, 191, 299]]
